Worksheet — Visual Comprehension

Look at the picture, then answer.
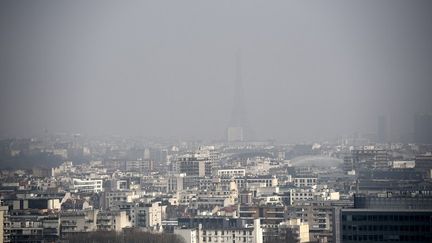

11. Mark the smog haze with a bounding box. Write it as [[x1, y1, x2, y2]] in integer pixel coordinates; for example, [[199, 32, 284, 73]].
[[1, 0, 432, 142]]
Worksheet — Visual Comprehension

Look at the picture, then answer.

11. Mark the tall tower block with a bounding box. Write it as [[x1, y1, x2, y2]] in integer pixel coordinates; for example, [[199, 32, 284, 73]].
[[377, 115, 387, 143]]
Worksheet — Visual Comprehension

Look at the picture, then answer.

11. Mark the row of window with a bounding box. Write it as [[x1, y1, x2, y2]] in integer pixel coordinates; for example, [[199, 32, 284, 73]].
[[203, 236, 250, 242], [342, 234, 430, 241], [295, 179, 317, 183], [343, 224, 431, 232], [203, 230, 252, 236], [342, 214, 431, 222]]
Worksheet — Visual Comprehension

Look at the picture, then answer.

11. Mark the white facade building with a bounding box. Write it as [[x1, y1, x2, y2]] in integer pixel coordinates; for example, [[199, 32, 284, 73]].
[[293, 177, 317, 188], [72, 178, 103, 193], [175, 218, 263, 243], [217, 169, 246, 178]]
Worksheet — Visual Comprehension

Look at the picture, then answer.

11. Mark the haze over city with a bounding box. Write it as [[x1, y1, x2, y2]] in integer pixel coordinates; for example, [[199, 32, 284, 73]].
[[1, 0, 432, 142], [1, 1, 432, 243]]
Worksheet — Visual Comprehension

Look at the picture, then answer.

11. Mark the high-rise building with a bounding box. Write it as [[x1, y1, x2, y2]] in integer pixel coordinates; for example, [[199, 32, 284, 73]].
[[335, 194, 432, 243], [377, 115, 387, 143], [414, 113, 432, 144], [339, 209, 432, 243]]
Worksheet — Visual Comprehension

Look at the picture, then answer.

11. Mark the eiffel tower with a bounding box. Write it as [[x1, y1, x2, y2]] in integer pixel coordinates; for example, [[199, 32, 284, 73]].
[[227, 52, 247, 142]]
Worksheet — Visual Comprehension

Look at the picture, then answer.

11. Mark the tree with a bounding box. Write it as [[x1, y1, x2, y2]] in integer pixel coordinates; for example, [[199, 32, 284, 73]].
[[65, 230, 185, 243]]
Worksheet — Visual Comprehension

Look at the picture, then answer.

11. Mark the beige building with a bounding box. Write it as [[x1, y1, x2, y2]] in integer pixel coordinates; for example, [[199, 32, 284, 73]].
[[0, 206, 8, 243], [96, 211, 131, 232], [287, 200, 335, 242], [60, 210, 98, 234], [131, 202, 163, 231], [175, 218, 263, 243], [279, 218, 310, 243]]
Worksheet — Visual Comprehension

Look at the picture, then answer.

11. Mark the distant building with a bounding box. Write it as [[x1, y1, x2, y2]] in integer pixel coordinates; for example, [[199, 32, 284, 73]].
[[286, 187, 340, 205], [343, 148, 389, 172], [32, 167, 52, 177], [293, 176, 317, 188], [125, 160, 153, 174], [72, 178, 103, 193], [414, 113, 432, 144], [227, 127, 244, 142], [199, 176, 277, 191], [217, 169, 246, 178], [178, 153, 212, 177], [167, 174, 200, 193], [377, 115, 387, 143]]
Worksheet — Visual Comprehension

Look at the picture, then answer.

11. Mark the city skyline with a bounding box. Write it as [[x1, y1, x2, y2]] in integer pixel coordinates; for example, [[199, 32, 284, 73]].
[[1, 1, 432, 142], [1, 1, 432, 243]]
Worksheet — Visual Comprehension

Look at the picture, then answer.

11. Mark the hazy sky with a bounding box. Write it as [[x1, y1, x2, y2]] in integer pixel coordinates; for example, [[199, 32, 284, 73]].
[[1, 0, 431, 142]]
